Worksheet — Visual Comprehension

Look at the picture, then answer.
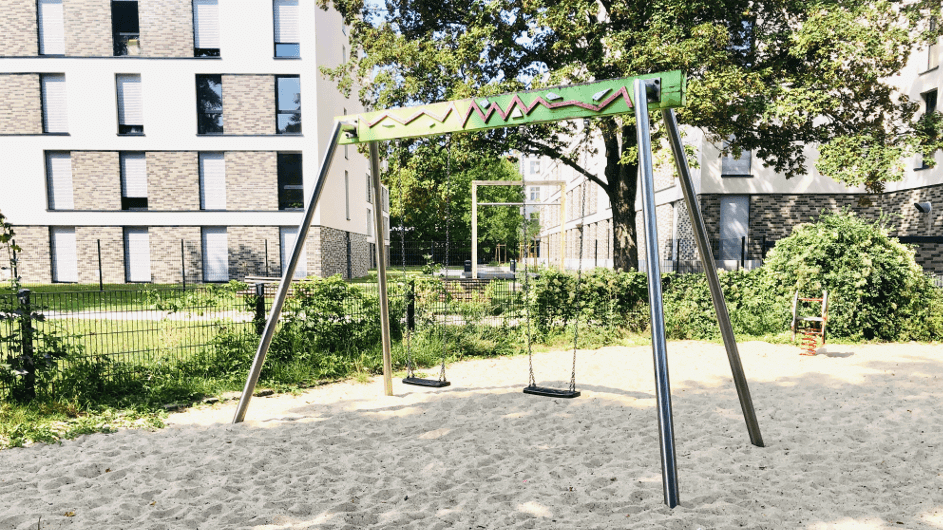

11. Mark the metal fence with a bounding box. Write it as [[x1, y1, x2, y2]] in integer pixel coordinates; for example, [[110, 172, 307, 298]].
[[0, 277, 526, 397]]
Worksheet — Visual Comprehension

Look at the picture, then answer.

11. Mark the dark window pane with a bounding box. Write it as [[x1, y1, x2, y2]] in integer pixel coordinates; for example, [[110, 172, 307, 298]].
[[121, 197, 148, 211], [275, 43, 300, 57], [276, 77, 301, 111], [198, 113, 224, 134], [278, 153, 303, 210], [196, 75, 223, 112], [112, 2, 139, 33], [195, 48, 221, 57], [277, 114, 302, 134], [118, 124, 144, 135]]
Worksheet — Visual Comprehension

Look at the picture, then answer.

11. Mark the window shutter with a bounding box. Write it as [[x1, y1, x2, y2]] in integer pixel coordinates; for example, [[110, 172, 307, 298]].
[[38, 0, 65, 55], [193, 0, 220, 49], [120, 152, 147, 198], [202, 227, 229, 282], [124, 228, 151, 282], [50, 227, 77, 283], [116, 75, 143, 125], [41, 74, 68, 133], [280, 227, 307, 279], [199, 153, 226, 210], [273, 0, 300, 43], [46, 152, 73, 210]]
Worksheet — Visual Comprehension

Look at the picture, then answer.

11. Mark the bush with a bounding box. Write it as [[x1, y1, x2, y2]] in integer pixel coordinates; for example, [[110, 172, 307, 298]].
[[759, 210, 943, 341]]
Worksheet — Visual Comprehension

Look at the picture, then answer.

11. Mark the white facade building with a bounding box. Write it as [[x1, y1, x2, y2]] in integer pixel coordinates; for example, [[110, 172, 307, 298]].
[[0, 0, 388, 284]]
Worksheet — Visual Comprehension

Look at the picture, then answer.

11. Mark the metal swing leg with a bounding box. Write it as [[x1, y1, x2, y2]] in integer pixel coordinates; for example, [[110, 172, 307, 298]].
[[634, 79, 680, 509], [233, 121, 350, 424], [661, 108, 764, 449], [369, 142, 395, 397]]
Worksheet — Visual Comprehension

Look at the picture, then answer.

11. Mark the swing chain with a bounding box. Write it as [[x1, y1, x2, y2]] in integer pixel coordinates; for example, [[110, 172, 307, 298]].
[[569, 181, 588, 392], [523, 211, 536, 388], [398, 149, 414, 380], [438, 139, 452, 383]]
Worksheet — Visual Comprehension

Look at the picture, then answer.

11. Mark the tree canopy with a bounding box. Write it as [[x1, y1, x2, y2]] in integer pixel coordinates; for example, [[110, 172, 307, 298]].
[[388, 141, 528, 258], [321, 0, 943, 270]]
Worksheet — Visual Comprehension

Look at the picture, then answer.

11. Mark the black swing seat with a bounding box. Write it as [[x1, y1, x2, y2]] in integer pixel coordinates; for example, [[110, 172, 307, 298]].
[[403, 377, 451, 388], [523, 386, 580, 398]]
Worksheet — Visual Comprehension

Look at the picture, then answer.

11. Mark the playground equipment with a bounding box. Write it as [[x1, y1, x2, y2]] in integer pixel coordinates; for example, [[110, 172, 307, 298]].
[[232, 71, 764, 509], [792, 290, 829, 355]]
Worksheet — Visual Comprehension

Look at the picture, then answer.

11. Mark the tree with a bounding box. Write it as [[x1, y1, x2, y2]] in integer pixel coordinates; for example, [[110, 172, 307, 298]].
[[321, 0, 943, 270], [388, 138, 528, 259]]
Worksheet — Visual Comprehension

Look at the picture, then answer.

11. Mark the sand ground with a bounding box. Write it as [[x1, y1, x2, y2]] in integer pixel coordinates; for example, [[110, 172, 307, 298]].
[[2, 340, 943, 529]]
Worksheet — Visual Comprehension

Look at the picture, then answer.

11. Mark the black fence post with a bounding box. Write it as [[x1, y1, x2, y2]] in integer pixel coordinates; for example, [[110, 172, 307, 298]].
[[740, 236, 746, 270], [181, 240, 187, 290], [254, 282, 266, 335], [10, 241, 17, 283], [17, 289, 36, 400], [595, 240, 599, 268], [406, 279, 416, 330], [761, 235, 767, 260], [97, 239, 104, 291]]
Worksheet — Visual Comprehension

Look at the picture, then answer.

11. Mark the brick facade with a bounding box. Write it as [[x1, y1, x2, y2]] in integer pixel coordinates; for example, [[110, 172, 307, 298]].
[[0, 1, 38, 56], [225, 151, 278, 210], [149, 227, 203, 284], [72, 151, 121, 210], [139, 0, 193, 58], [64, 0, 112, 57], [222, 75, 276, 135], [10, 226, 52, 284], [0, 74, 42, 134], [75, 226, 125, 284], [227, 226, 280, 279], [147, 151, 200, 211]]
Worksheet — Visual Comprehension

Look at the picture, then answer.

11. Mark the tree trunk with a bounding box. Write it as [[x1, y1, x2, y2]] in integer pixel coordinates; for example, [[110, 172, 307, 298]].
[[603, 124, 640, 271]]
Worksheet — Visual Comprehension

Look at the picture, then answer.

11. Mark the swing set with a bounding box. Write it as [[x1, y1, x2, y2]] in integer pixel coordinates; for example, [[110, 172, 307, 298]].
[[231, 71, 765, 508]]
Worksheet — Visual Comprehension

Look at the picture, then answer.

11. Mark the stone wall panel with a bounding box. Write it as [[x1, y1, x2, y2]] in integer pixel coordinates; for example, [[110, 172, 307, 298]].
[[0, 74, 41, 134]]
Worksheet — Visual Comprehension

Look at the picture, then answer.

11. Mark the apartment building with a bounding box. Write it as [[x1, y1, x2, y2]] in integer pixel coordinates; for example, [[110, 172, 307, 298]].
[[526, 50, 943, 274], [0, 0, 389, 285]]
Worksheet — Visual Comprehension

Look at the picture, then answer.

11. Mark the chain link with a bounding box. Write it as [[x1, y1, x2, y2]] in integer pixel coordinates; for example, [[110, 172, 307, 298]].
[[397, 149, 414, 380], [523, 210, 536, 388], [438, 140, 452, 383], [569, 181, 588, 392]]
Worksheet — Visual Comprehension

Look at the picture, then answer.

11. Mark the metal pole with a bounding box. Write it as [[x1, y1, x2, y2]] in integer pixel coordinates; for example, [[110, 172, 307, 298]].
[[233, 120, 347, 423], [472, 183, 478, 279], [634, 78, 679, 509], [370, 142, 394, 396], [97, 239, 103, 291], [181, 240, 186, 291], [662, 108, 765, 448], [740, 236, 746, 270], [265, 239, 269, 277]]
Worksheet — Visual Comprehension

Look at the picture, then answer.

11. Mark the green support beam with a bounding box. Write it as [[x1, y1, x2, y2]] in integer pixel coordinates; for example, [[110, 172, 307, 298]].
[[338, 71, 685, 144]]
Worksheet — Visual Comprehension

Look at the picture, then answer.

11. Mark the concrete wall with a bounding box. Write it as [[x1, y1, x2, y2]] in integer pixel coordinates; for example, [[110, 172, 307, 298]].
[[0, 74, 41, 134], [147, 151, 200, 211], [222, 75, 275, 135], [139, 0, 194, 58], [0, 1, 38, 56]]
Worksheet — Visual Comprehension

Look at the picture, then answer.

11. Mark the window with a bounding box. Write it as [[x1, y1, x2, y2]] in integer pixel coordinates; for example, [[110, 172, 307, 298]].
[[345, 170, 350, 220], [38, 0, 65, 55], [202, 227, 229, 282], [719, 196, 749, 261], [41, 74, 68, 134], [277, 153, 303, 209], [275, 76, 301, 134], [111, 0, 140, 56], [919, 90, 938, 169], [529, 187, 539, 201], [279, 227, 307, 278], [199, 152, 226, 210], [366, 172, 373, 203], [273, 0, 300, 57], [342, 45, 346, 63], [721, 138, 752, 177], [530, 160, 540, 174], [366, 208, 373, 236], [116, 74, 143, 135], [192, 0, 220, 57], [46, 151, 73, 210], [196, 74, 223, 134], [124, 227, 150, 282], [382, 186, 389, 213], [343, 108, 348, 159], [50, 227, 77, 283], [120, 152, 147, 210]]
